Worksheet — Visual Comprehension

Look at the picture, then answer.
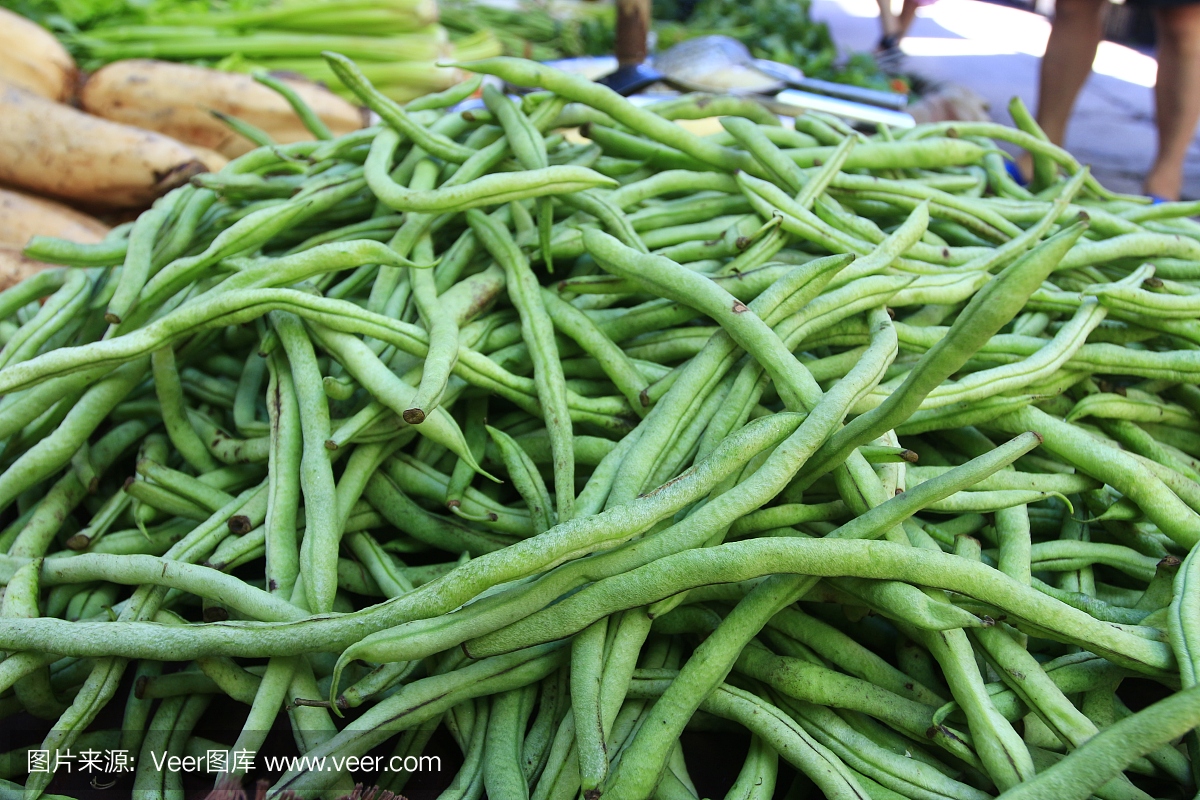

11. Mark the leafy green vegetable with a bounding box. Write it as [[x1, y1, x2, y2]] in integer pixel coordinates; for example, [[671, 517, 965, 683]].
[[440, 0, 899, 92], [660, 0, 896, 91]]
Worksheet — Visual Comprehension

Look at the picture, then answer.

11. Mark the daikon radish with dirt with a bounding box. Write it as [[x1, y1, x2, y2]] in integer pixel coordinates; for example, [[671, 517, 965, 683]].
[[0, 187, 110, 248], [0, 8, 77, 102], [186, 145, 231, 173], [0, 246, 56, 291], [0, 83, 206, 209], [80, 60, 367, 158]]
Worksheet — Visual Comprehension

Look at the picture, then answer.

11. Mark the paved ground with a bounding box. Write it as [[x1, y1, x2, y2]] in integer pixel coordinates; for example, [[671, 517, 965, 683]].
[[812, 0, 1200, 198]]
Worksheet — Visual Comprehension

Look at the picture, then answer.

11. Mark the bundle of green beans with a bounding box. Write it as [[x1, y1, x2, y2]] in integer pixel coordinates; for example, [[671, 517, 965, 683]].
[[6, 51, 1200, 800], [57, 0, 502, 102]]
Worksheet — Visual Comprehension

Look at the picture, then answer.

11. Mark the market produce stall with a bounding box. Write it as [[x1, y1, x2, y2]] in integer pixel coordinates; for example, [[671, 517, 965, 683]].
[[3, 2, 1200, 800]]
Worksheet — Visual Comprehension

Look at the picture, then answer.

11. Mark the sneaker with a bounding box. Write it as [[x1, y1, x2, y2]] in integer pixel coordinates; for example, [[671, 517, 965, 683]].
[[1004, 159, 1028, 187], [875, 35, 905, 75]]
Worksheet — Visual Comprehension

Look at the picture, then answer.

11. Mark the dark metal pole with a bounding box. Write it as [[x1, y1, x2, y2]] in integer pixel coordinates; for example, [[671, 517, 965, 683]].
[[614, 0, 651, 67]]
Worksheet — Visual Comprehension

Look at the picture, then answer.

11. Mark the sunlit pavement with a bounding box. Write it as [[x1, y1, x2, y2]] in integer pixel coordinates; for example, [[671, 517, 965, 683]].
[[812, 0, 1200, 198]]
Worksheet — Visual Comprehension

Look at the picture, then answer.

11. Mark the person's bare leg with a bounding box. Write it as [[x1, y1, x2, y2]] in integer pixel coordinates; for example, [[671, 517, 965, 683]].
[[877, 0, 900, 40], [1144, 5, 1200, 200], [1037, 0, 1106, 143], [1019, 0, 1106, 178], [896, 0, 920, 39]]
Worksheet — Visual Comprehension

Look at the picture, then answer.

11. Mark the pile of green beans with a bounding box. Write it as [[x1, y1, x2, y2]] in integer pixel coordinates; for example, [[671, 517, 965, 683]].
[[6, 55, 1200, 800]]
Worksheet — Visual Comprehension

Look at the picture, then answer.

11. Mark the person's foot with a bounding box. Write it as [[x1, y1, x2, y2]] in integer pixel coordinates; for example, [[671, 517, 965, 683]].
[[1143, 168, 1183, 202], [1014, 153, 1033, 185], [875, 35, 905, 75]]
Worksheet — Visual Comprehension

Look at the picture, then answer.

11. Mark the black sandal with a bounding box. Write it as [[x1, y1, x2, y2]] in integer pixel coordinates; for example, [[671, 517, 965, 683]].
[[874, 34, 905, 74]]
